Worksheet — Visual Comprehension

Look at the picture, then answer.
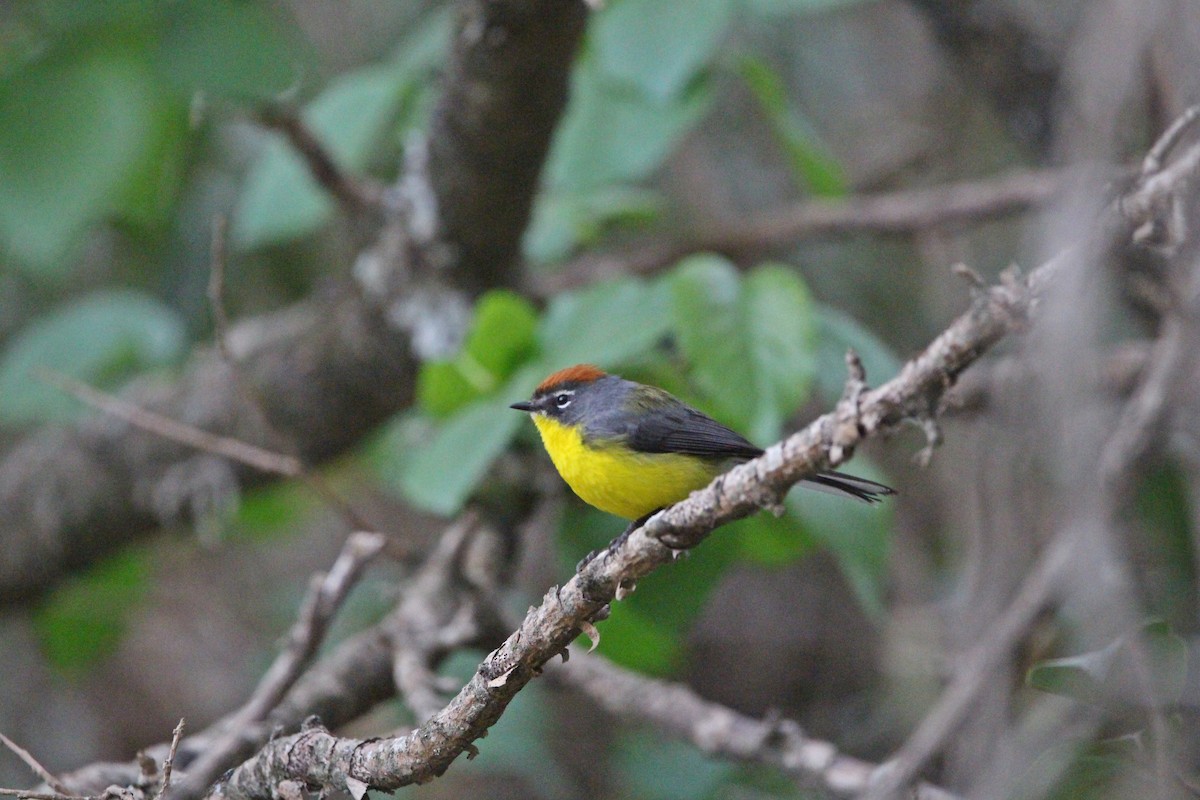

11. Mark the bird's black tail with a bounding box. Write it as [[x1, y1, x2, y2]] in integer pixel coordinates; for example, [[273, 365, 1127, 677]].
[[800, 471, 896, 503]]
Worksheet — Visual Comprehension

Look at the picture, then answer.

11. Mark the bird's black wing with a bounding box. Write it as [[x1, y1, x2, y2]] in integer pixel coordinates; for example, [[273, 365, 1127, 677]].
[[618, 390, 897, 503], [625, 401, 763, 460]]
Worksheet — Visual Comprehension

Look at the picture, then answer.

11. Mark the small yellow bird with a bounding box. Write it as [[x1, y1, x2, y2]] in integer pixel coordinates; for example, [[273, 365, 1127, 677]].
[[511, 364, 894, 533]]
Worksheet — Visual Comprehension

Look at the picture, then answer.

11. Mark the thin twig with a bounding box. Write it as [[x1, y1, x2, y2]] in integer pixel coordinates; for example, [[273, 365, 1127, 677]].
[[152, 720, 186, 800], [171, 532, 386, 800], [1142, 105, 1200, 176], [388, 513, 496, 723], [38, 370, 303, 477], [257, 104, 384, 211], [0, 734, 71, 796]]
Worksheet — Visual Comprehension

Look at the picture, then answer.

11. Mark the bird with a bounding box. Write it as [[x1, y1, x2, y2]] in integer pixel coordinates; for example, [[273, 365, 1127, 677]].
[[510, 364, 894, 557]]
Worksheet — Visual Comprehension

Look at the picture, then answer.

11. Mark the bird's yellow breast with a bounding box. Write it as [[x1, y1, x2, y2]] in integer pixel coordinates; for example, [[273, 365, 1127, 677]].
[[531, 414, 722, 520]]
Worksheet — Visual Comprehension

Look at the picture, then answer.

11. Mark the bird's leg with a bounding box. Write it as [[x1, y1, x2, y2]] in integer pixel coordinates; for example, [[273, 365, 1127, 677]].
[[576, 511, 657, 573]]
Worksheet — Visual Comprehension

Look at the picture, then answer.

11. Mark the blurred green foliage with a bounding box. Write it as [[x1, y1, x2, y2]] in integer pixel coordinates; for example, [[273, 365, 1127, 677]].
[[0, 0, 302, 273], [33, 548, 151, 672], [0, 289, 185, 424]]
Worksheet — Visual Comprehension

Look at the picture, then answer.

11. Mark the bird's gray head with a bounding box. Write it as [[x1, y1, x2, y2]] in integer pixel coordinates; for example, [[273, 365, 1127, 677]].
[[509, 364, 625, 430]]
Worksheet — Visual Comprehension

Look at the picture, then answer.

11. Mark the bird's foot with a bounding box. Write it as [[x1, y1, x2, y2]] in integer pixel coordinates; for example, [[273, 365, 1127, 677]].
[[575, 514, 652, 574]]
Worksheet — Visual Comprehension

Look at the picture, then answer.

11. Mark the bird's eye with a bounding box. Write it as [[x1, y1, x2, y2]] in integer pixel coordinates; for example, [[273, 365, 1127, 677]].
[[554, 393, 572, 408]]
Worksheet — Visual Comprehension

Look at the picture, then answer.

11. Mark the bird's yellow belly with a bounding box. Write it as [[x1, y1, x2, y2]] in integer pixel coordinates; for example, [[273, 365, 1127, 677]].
[[532, 415, 720, 520]]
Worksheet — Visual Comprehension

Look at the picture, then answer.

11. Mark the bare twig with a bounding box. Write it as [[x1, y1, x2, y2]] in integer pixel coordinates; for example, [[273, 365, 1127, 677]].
[[1142, 105, 1200, 176], [552, 653, 959, 800], [388, 514, 501, 723], [43, 367, 376, 538], [0, 734, 71, 796], [538, 167, 1066, 294], [257, 104, 384, 211], [39, 370, 303, 477], [152, 720, 185, 800], [171, 532, 386, 800], [1122, 110, 1200, 227]]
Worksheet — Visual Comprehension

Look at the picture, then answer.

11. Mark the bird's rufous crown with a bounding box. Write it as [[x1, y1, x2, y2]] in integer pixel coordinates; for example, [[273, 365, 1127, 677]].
[[535, 364, 606, 394]]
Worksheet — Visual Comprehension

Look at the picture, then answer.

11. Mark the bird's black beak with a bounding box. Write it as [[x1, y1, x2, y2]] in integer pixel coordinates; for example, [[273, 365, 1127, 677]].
[[509, 401, 536, 412]]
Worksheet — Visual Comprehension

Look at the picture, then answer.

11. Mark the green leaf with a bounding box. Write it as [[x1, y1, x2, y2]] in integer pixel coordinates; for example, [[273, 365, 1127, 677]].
[[156, 0, 301, 98], [416, 363, 479, 419], [538, 277, 673, 369], [1028, 620, 1189, 708], [814, 303, 901, 403], [737, 55, 847, 196], [0, 290, 186, 425], [393, 399, 525, 516], [591, 0, 733, 101], [34, 548, 151, 672], [0, 44, 161, 270], [788, 460, 892, 617], [233, 62, 409, 249], [546, 60, 713, 192], [390, 367, 545, 516], [1133, 465, 1198, 625], [1028, 640, 1121, 706], [669, 256, 817, 443], [467, 291, 540, 376], [417, 291, 538, 416]]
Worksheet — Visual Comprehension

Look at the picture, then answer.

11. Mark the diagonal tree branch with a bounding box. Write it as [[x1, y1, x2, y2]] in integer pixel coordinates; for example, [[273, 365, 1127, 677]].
[[203, 124, 1198, 799], [0, 0, 589, 606], [206, 230, 1057, 800]]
